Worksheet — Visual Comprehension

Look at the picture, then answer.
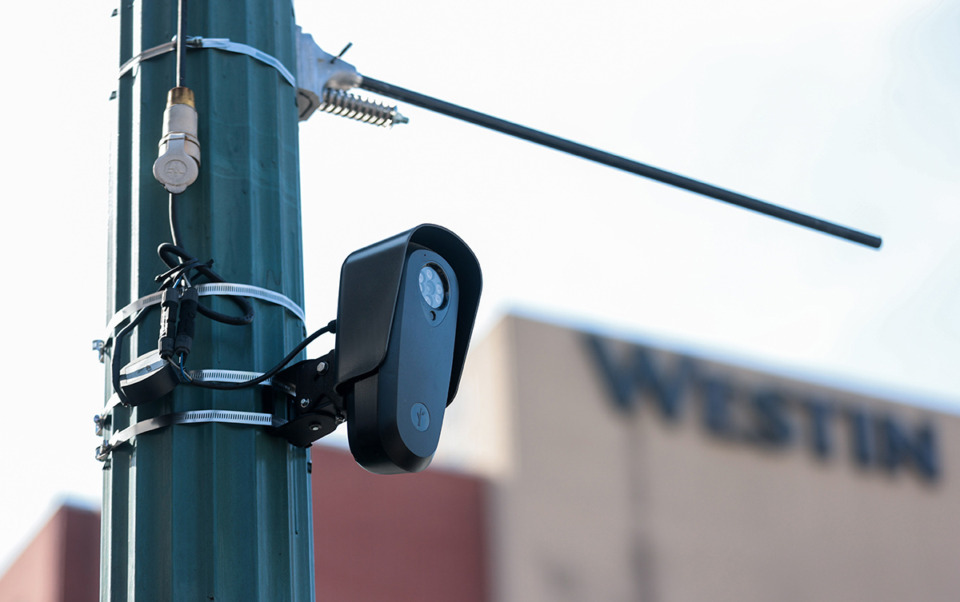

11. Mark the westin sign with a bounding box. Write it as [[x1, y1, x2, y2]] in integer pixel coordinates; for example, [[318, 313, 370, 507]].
[[585, 335, 939, 482]]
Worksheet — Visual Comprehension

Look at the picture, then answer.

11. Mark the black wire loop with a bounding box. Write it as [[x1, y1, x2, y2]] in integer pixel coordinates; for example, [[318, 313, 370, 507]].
[[185, 320, 337, 390], [157, 243, 255, 326]]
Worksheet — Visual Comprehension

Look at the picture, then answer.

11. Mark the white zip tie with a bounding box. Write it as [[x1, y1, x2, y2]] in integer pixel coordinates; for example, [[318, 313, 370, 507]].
[[190, 37, 295, 87], [97, 368, 292, 419], [97, 410, 283, 461], [103, 282, 305, 342], [117, 40, 177, 79], [117, 36, 295, 87]]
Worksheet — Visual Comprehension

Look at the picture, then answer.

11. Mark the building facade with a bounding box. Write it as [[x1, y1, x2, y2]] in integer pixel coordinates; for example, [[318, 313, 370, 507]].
[[450, 315, 958, 602]]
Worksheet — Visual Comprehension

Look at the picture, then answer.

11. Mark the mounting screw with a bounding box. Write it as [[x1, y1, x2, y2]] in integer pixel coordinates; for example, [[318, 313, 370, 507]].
[[316, 361, 328, 375], [309, 423, 322, 432], [96, 445, 110, 462], [299, 398, 310, 408]]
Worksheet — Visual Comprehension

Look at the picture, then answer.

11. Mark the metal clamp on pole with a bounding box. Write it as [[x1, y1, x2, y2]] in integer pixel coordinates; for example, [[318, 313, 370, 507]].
[[295, 29, 407, 126], [97, 410, 282, 461], [102, 282, 306, 349], [188, 37, 295, 86], [117, 36, 296, 87]]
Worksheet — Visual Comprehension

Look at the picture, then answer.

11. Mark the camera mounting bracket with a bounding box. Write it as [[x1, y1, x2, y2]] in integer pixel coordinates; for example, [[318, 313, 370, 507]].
[[270, 351, 345, 447]]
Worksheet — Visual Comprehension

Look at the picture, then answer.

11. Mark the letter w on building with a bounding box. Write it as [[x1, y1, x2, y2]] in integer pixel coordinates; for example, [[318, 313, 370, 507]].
[[584, 335, 695, 420]]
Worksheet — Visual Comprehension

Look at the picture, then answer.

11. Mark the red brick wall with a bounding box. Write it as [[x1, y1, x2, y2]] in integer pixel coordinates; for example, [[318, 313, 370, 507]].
[[0, 505, 99, 602], [0, 449, 489, 602], [311, 446, 489, 602]]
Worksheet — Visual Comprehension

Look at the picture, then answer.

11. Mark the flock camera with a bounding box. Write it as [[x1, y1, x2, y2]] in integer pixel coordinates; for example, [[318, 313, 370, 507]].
[[336, 224, 482, 474], [274, 224, 481, 475]]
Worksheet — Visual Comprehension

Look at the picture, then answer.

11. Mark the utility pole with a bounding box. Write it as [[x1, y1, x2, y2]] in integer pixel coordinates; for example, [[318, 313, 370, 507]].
[[101, 1, 313, 599]]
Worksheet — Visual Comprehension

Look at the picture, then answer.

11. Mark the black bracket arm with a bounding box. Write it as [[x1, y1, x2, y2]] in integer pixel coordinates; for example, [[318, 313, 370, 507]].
[[271, 351, 345, 447]]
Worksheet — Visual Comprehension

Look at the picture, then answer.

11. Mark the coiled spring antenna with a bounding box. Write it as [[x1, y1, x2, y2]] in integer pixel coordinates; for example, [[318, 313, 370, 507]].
[[318, 88, 408, 128]]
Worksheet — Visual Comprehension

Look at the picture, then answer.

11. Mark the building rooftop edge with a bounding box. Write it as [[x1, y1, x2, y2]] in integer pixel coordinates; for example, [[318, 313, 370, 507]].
[[485, 305, 960, 417]]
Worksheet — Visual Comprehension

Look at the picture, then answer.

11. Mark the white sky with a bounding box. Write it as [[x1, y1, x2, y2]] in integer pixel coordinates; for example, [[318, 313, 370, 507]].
[[0, 0, 957, 573]]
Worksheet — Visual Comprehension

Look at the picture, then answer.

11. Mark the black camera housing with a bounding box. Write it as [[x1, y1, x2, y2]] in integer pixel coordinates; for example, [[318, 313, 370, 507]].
[[336, 224, 482, 474]]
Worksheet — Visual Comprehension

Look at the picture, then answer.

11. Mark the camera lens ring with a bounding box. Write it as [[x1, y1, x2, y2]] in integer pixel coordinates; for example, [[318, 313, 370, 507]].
[[418, 263, 447, 310]]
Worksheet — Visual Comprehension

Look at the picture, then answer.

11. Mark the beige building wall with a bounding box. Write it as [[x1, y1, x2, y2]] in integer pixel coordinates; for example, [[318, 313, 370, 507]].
[[455, 315, 960, 602]]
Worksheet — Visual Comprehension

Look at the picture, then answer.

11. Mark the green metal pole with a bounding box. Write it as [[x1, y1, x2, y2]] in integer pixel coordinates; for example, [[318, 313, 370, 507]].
[[102, 1, 313, 600]]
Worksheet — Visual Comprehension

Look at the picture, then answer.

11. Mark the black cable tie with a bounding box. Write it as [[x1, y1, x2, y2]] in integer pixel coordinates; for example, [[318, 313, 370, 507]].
[[174, 286, 199, 358], [157, 288, 180, 360], [155, 258, 202, 284]]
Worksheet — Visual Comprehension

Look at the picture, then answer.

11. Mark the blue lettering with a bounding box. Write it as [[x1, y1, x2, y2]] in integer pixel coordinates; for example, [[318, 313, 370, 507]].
[[584, 336, 940, 481], [878, 416, 939, 481], [847, 409, 877, 469], [751, 391, 792, 447], [584, 335, 694, 420], [701, 377, 738, 439], [802, 399, 834, 460]]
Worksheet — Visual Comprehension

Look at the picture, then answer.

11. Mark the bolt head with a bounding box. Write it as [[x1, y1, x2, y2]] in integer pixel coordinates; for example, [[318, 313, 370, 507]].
[[309, 423, 322, 432], [316, 361, 329, 375], [299, 398, 310, 408]]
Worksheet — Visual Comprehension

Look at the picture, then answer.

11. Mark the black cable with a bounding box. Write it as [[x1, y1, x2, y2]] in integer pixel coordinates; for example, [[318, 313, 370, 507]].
[[186, 320, 336, 390], [174, 286, 199, 358], [157, 243, 255, 325], [155, 257, 206, 287], [176, 0, 187, 87], [169, 193, 184, 248], [359, 76, 883, 250]]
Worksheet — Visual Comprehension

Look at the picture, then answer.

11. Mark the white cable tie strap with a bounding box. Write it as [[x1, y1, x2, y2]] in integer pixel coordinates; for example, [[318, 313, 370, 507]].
[[188, 37, 296, 87], [186, 369, 274, 387], [117, 37, 295, 87], [100, 394, 123, 419], [102, 370, 275, 414], [105, 290, 165, 337], [195, 283, 305, 323], [103, 283, 305, 341], [117, 40, 177, 79], [99, 369, 293, 422], [98, 410, 282, 460]]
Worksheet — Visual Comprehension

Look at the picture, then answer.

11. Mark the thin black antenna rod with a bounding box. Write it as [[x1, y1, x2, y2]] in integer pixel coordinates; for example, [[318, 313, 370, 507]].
[[359, 76, 882, 249]]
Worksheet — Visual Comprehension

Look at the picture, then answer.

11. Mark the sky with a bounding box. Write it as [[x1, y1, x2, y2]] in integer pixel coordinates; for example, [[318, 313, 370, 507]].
[[1, 0, 958, 574]]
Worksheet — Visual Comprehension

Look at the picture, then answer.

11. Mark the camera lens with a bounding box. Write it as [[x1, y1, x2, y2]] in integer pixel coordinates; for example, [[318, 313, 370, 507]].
[[418, 265, 446, 309]]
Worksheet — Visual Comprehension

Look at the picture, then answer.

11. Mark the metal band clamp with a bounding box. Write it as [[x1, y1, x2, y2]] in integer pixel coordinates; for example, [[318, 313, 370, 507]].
[[190, 37, 296, 86], [117, 36, 295, 87], [117, 40, 176, 79], [104, 282, 306, 343], [98, 368, 292, 419], [97, 409, 283, 461]]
